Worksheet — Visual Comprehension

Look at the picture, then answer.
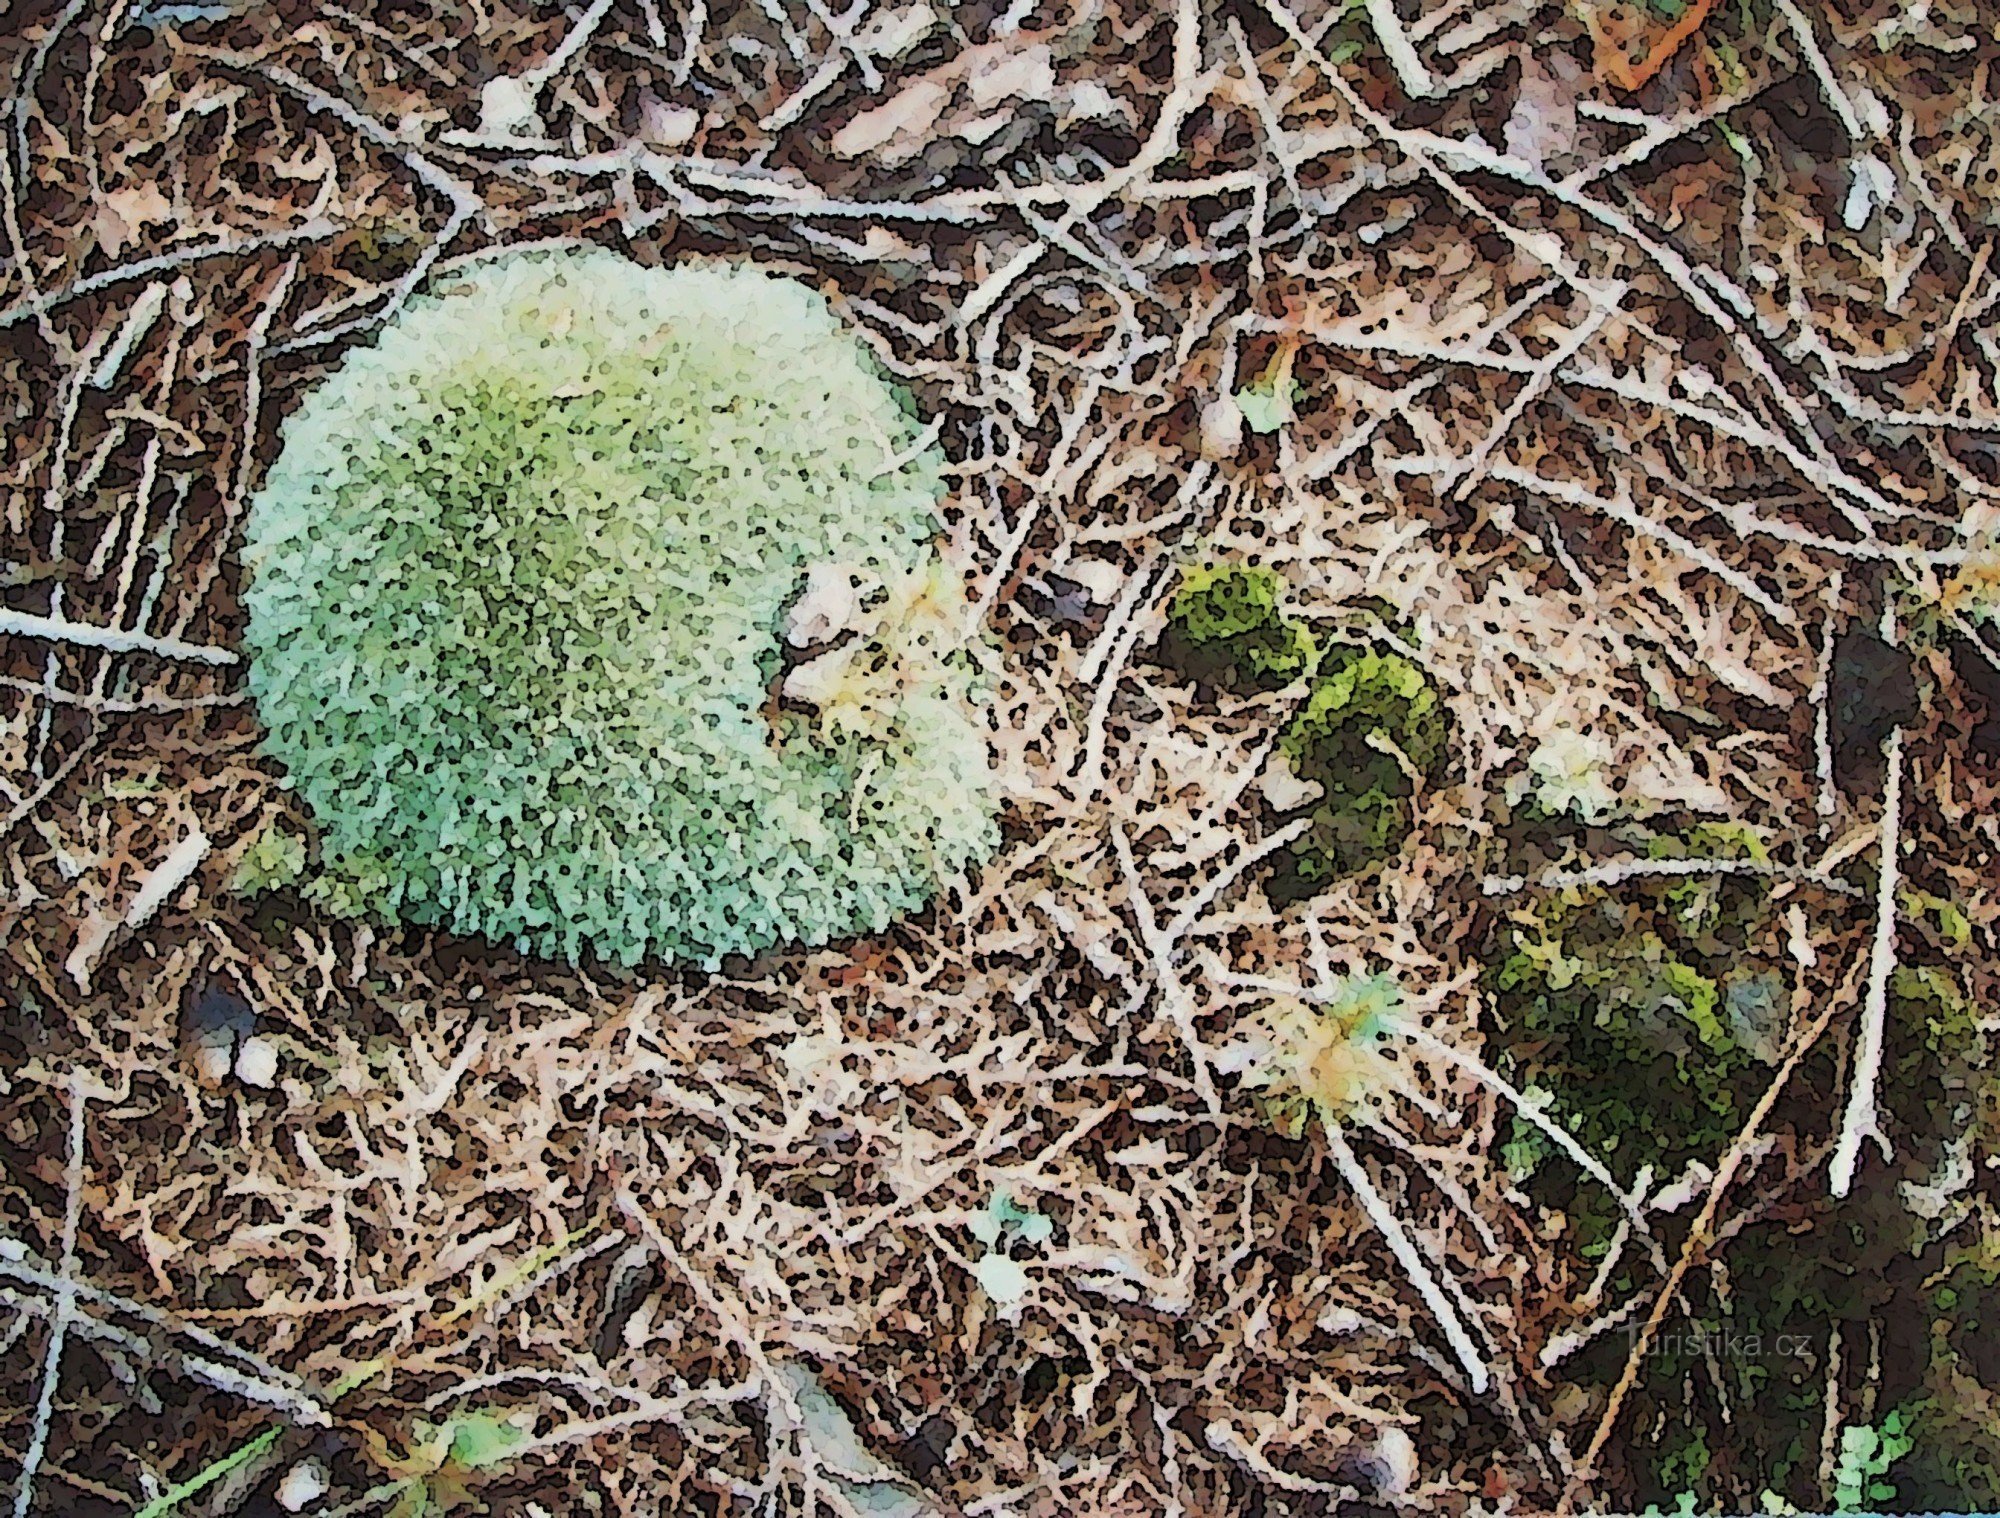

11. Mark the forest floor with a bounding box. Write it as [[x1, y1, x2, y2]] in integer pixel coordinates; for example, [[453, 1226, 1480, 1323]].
[[7, 0, 2000, 1514]]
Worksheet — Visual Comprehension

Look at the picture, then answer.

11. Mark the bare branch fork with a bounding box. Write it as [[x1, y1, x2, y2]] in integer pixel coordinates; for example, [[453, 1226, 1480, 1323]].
[[187, 49, 486, 357], [1289, 34, 1906, 538]]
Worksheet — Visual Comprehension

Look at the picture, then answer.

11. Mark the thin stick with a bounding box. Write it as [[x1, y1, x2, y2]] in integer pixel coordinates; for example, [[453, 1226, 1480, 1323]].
[[1452, 303, 1617, 502], [1480, 853, 1866, 902], [1770, 0, 1863, 140], [0, 607, 238, 666], [1113, 823, 1220, 1115], [0, 1256, 317, 1408], [1556, 959, 1863, 1514], [1830, 722, 1903, 1196], [1361, 0, 1438, 99], [1322, 1125, 1491, 1395], [1920, 238, 1994, 398], [10, 0, 92, 205], [0, 673, 241, 714], [1564, 85, 1764, 192], [0, 1282, 324, 1426], [1814, 572, 1844, 821], [124, 828, 212, 929], [1398, 1025, 1665, 1272], [0, 221, 340, 331], [130, 1431, 283, 1518], [521, 0, 618, 90], [1818, 1322, 1846, 1504], [1486, 465, 1796, 625], [0, 1438, 124, 1504], [1587, 0, 1719, 93], [1163, 816, 1310, 947]]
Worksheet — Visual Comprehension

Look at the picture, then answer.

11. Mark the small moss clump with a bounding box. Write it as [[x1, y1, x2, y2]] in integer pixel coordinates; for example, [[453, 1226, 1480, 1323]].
[[1154, 564, 1318, 694], [1151, 567, 1453, 899], [1267, 649, 1451, 899], [243, 248, 998, 968]]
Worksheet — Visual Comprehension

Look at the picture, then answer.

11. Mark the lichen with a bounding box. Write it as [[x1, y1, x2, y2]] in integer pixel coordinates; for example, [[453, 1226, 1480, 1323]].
[[1524, 728, 1620, 824], [242, 248, 998, 968], [1238, 975, 1410, 1137]]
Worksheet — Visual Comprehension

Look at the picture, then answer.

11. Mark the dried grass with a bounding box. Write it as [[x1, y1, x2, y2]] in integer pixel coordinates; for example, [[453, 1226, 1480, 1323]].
[[6, 0, 2000, 1512]]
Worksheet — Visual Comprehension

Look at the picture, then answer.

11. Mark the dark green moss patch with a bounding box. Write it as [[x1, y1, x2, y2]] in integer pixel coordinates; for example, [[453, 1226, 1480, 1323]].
[[1266, 648, 1452, 902], [1488, 812, 2000, 1510], [1487, 825, 1784, 1260], [1893, 1251, 2000, 1511], [1151, 565, 1456, 903], [1881, 964, 1988, 1175]]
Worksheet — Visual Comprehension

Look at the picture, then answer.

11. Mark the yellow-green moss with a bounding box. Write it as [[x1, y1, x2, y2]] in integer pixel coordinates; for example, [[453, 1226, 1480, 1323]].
[[1155, 563, 1318, 694]]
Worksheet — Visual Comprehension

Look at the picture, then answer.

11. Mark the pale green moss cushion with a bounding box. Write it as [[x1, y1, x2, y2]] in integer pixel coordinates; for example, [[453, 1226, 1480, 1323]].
[[242, 248, 997, 966]]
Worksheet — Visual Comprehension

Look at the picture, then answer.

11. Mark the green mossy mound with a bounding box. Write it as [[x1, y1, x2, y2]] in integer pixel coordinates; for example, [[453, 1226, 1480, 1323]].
[[243, 248, 998, 968], [1489, 824, 1784, 1260]]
